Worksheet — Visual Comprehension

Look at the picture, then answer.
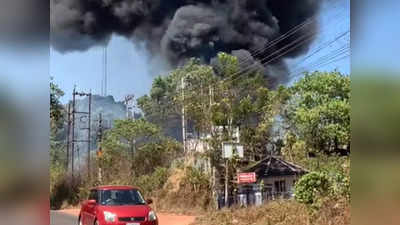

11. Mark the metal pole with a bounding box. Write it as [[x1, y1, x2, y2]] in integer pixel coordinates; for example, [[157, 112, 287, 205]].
[[88, 92, 92, 180], [71, 86, 76, 180], [104, 46, 107, 96], [66, 103, 71, 170], [77, 146, 80, 179], [101, 49, 104, 96]]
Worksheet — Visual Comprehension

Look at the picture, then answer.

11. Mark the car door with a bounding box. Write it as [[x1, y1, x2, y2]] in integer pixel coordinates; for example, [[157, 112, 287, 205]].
[[81, 194, 91, 225], [86, 189, 99, 225], [81, 191, 92, 225], [80, 199, 87, 225]]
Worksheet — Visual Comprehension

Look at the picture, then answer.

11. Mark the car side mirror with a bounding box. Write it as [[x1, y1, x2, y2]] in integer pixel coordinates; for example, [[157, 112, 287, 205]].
[[88, 199, 97, 205], [146, 199, 153, 204]]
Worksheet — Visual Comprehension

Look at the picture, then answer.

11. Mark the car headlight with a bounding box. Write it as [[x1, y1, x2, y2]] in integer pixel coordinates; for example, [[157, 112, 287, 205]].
[[104, 211, 117, 222], [148, 210, 157, 221]]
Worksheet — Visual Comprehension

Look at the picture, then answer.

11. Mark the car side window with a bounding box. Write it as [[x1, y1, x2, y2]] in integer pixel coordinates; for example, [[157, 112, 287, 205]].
[[89, 190, 98, 201]]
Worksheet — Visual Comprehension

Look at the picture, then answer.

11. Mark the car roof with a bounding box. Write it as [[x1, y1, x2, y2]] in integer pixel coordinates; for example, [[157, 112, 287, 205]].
[[91, 185, 140, 191]]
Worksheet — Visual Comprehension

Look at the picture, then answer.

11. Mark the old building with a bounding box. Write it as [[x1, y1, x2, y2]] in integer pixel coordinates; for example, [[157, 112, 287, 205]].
[[237, 156, 307, 205]]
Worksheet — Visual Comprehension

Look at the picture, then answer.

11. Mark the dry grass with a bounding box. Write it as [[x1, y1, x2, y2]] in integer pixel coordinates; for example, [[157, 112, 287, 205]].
[[150, 168, 213, 215], [192, 198, 350, 225]]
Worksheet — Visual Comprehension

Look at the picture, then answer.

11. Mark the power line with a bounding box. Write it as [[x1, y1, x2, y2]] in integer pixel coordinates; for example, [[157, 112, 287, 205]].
[[288, 47, 350, 80], [238, 17, 315, 65], [234, 0, 346, 67], [290, 30, 350, 69], [229, 15, 348, 80], [220, 30, 349, 87], [176, 1, 349, 97]]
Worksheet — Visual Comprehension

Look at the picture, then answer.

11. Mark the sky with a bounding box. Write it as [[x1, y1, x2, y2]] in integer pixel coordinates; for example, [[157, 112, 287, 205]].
[[51, 37, 154, 103], [287, 0, 350, 83], [51, 0, 350, 103]]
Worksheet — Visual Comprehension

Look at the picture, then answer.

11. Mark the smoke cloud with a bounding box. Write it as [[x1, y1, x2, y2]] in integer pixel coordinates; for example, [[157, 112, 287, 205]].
[[51, 0, 321, 85]]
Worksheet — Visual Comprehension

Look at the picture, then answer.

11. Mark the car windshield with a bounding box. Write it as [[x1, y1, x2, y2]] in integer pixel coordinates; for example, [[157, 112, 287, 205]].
[[100, 189, 146, 206]]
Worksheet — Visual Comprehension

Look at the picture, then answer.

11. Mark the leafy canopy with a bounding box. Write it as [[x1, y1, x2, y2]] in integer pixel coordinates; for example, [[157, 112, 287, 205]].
[[284, 71, 350, 156]]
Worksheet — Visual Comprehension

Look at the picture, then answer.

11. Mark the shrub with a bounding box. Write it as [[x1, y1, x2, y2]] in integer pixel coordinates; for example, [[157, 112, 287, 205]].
[[182, 166, 211, 193], [50, 173, 81, 209], [331, 171, 350, 200], [294, 172, 331, 207], [135, 167, 169, 195]]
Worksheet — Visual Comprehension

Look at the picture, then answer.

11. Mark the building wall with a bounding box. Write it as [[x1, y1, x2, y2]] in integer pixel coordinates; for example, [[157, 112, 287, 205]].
[[260, 175, 300, 194]]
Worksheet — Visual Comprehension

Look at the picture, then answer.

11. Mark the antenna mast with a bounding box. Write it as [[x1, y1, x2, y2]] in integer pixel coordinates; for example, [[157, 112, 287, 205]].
[[102, 46, 108, 96]]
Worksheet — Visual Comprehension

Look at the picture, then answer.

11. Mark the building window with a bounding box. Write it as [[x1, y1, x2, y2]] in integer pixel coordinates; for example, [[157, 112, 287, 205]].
[[274, 180, 286, 193]]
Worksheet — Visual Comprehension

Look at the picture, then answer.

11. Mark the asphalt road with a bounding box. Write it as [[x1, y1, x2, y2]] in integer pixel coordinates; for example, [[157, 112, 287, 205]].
[[50, 209, 196, 225], [50, 211, 77, 225]]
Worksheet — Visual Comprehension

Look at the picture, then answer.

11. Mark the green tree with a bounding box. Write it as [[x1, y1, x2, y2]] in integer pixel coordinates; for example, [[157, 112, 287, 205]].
[[98, 119, 182, 183], [240, 85, 290, 160], [101, 119, 160, 171], [176, 60, 216, 137], [50, 77, 66, 166], [137, 71, 183, 140], [283, 71, 350, 157], [50, 77, 65, 134], [50, 78, 69, 209], [132, 138, 181, 175]]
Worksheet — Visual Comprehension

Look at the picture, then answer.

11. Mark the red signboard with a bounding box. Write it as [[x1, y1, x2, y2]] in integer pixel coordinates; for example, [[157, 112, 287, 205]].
[[237, 172, 256, 184]]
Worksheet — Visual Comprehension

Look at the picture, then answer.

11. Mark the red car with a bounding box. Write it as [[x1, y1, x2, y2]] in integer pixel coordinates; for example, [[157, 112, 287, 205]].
[[79, 185, 158, 225]]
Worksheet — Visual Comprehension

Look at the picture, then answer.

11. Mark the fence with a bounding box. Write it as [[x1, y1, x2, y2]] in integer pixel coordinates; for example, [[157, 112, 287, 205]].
[[217, 190, 294, 209]]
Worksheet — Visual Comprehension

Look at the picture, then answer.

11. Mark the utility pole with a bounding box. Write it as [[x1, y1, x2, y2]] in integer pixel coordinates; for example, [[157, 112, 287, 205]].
[[209, 85, 218, 209], [71, 86, 76, 180], [102, 46, 108, 96], [181, 77, 186, 153], [104, 47, 107, 96], [87, 92, 92, 180], [68, 87, 92, 181], [77, 145, 80, 179], [66, 103, 71, 170], [96, 113, 104, 183]]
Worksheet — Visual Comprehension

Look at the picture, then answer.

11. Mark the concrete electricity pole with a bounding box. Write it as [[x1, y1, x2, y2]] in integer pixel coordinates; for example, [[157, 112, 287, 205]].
[[96, 113, 104, 183], [71, 86, 76, 180], [66, 103, 71, 170], [181, 77, 186, 153], [87, 91, 92, 180]]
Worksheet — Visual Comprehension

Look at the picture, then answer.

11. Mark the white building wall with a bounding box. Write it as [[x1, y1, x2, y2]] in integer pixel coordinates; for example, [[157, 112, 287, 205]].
[[261, 175, 299, 194]]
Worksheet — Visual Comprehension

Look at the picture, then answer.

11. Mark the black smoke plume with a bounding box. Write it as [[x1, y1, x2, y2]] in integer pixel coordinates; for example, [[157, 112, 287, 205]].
[[51, 0, 321, 85]]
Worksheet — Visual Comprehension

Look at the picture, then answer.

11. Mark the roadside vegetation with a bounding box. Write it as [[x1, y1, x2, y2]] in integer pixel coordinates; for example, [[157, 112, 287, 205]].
[[50, 53, 350, 224], [192, 197, 350, 225]]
